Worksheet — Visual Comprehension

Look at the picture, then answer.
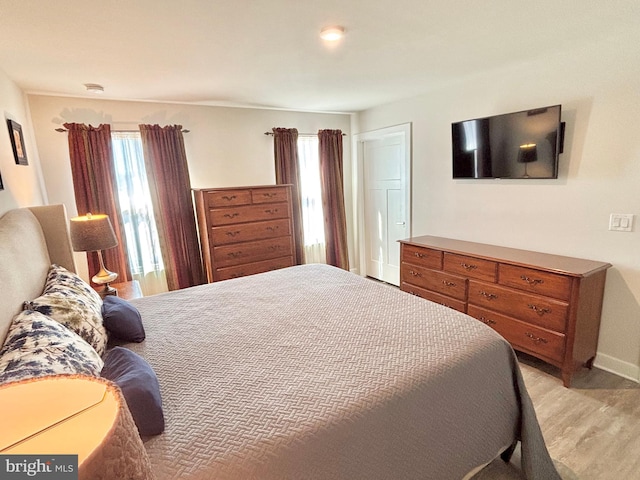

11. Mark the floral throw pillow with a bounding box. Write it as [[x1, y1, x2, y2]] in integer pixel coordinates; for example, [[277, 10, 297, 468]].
[[44, 264, 103, 310], [0, 310, 104, 385], [26, 264, 107, 356]]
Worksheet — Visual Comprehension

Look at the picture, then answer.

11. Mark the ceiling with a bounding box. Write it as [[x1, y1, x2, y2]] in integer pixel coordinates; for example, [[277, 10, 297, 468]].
[[0, 0, 637, 113]]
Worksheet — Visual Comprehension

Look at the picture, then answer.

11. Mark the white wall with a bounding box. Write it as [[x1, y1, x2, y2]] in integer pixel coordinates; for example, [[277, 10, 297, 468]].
[[27, 95, 353, 278], [0, 69, 46, 214], [354, 30, 640, 380]]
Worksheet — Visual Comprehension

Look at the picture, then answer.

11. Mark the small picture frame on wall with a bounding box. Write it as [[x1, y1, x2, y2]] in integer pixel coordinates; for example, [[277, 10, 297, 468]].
[[7, 119, 28, 165]]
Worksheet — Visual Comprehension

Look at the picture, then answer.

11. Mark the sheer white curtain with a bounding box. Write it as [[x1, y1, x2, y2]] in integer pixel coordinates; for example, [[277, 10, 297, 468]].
[[297, 136, 326, 264], [111, 132, 168, 295]]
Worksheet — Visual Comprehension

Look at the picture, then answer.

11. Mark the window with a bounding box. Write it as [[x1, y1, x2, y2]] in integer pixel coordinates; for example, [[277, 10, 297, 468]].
[[297, 136, 326, 264], [111, 132, 168, 294]]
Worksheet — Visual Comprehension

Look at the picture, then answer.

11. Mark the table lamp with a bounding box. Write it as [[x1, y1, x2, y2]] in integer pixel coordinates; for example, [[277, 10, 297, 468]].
[[518, 143, 538, 178], [70, 213, 119, 296]]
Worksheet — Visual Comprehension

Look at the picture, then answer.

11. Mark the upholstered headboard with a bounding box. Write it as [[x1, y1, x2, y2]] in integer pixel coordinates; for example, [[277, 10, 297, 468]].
[[0, 204, 75, 344]]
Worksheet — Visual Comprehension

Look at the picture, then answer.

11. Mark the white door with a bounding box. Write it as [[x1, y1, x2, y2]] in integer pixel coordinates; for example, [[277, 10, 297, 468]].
[[357, 125, 411, 286]]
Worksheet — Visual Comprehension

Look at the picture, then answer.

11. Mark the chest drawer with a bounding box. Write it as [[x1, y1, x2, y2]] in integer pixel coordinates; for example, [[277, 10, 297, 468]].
[[468, 305, 566, 363], [210, 203, 290, 226], [214, 256, 294, 281], [468, 280, 568, 332], [251, 186, 290, 204], [498, 264, 572, 301], [401, 244, 442, 269], [213, 237, 293, 268], [206, 190, 252, 207], [211, 219, 291, 245], [401, 265, 467, 301], [401, 282, 466, 313], [444, 253, 497, 282]]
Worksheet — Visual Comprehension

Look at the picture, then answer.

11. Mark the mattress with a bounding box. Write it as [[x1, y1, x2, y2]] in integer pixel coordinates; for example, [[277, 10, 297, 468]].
[[126, 264, 559, 480]]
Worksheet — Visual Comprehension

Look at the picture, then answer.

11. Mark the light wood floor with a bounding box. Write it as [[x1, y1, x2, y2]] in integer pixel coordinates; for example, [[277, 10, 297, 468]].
[[514, 353, 640, 480]]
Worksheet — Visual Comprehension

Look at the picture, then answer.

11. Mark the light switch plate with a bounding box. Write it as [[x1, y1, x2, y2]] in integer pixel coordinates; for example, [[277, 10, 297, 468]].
[[609, 214, 634, 232]]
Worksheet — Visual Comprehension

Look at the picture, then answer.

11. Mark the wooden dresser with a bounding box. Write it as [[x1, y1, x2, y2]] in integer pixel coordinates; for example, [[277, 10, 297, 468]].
[[399, 235, 611, 387], [193, 185, 296, 282]]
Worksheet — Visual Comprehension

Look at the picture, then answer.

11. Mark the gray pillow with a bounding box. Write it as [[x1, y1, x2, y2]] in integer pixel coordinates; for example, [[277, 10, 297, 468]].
[[101, 347, 164, 436]]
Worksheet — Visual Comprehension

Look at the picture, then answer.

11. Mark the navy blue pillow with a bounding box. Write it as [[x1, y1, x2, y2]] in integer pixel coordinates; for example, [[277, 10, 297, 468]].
[[102, 296, 145, 342], [101, 347, 164, 436]]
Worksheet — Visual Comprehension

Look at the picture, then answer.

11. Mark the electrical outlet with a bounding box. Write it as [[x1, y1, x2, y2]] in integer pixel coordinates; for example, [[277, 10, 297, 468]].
[[609, 214, 634, 232]]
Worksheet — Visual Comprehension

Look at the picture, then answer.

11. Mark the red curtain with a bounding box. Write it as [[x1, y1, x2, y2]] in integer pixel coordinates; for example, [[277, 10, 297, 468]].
[[139, 124, 205, 290], [318, 129, 349, 270], [273, 127, 304, 265], [64, 123, 132, 282]]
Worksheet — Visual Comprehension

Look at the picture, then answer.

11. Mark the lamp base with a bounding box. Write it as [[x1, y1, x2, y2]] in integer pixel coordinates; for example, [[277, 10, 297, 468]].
[[96, 283, 118, 298]]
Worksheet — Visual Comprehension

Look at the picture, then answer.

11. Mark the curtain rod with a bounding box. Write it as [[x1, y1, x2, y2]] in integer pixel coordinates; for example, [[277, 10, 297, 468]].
[[264, 131, 346, 137], [55, 127, 190, 133]]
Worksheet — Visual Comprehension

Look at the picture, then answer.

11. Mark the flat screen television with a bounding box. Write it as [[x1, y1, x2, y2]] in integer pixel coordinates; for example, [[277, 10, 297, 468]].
[[452, 105, 562, 179]]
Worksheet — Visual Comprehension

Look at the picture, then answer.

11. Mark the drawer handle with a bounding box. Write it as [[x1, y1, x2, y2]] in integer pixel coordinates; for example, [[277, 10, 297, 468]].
[[461, 263, 477, 271], [525, 332, 549, 344], [221, 195, 237, 201], [266, 226, 279, 232], [528, 304, 551, 316], [268, 245, 282, 251], [413, 252, 426, 258], [223, 213, 239, 219], [479, 291, 498, 300], [262, 192, 277, 198], [520, 275, 544, 286], [265, 209, 279, 214], [225, 231, 241, 237], [478, 316, 497, 326], [227, 251, 243, 258], [442, 280, 456, 287], [408, 270, 422, 277]]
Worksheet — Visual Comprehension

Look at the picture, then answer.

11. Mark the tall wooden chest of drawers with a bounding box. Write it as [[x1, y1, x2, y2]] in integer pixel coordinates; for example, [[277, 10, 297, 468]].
[[193, 185, 297, 282], [399, 235, 611, 387]]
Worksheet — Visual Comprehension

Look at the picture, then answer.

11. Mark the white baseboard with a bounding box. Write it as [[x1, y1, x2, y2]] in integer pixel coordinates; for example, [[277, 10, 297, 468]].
[[594, 353, 640, 383]]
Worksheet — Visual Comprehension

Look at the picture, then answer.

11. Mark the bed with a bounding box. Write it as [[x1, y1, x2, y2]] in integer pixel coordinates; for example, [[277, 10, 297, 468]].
[[0, 205, 560, 480]]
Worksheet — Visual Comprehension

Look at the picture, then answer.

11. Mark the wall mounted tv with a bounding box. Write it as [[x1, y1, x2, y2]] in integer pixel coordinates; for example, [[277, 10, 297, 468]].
[[452, 105, 563, 179]]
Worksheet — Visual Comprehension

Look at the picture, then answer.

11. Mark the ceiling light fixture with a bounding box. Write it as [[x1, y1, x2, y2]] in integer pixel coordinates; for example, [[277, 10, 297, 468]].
[[84, 83, 104, 94], [320, 26, 345, 41]]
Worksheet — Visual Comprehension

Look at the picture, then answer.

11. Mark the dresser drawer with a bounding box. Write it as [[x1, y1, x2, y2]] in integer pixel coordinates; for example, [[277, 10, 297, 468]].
[[251, 186, 290, 204], [210, 203, 290, 225], [206, 190, 252, 207], [401, 265, 467, 301], [468, 305, 566, 364], [401, 282, 466, 313], [213, 237, 293, 268], [498, 264, 572, 301], [444, 253, 497, 282], [401, 244, 442, 269], [468, 280, 568, 332], [211, 219, 291, 245], [214, 256, 294, 281]]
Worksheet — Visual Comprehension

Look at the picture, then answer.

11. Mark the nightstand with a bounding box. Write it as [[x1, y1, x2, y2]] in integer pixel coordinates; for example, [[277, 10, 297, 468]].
[[94, 280, 143, 300], [0, 375, 153, 479]]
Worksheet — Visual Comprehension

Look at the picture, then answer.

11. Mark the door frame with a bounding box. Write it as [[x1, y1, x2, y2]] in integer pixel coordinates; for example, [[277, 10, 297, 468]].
[[353, 123, 412, 278]]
